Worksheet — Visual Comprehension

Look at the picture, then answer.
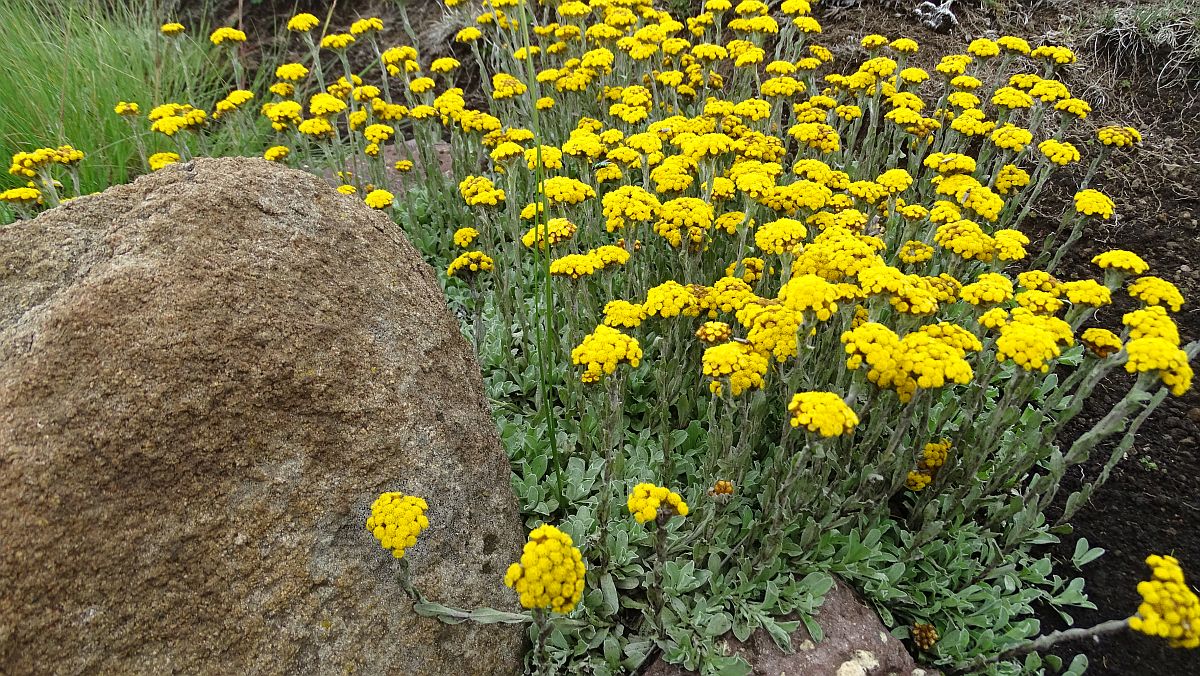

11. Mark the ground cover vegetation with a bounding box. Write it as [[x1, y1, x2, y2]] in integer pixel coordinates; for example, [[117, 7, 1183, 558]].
[[2, 0, 1198, 673]]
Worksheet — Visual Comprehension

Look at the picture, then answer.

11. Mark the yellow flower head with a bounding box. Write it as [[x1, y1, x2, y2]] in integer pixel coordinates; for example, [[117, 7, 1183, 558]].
[[504, 524, 586, 614], [287, 13, 320, 32], [571, 325, 642, 383], [703, 341, 768, 395], [787, 391, 859, 437], [1128, 276, 1185, 312], [453, 227, 480, 249], [161, 22, 185, 37], [350, 17, 384, 35], [1124, 336, 1193, 396], [114, 101, 140, 116], [365, 492, 429, 559], [364, 189, 394, 210], [604, 300, 647, 329], [1129, 555, 1200, 647], [321, 33, 356, 50], [447, 251, 494, 278], [1092, 250, 1149, 275], [148, 152, 180, 171], [210, 27, 247, 45], [627, 483, 689, 524], [1080, 328, 1122, 358]]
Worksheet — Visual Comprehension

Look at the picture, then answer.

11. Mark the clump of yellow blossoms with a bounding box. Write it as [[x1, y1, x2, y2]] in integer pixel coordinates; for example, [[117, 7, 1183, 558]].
[[571, 325, 642, 383], [703, 341, 769, 395], [1129, 554, 1199, 648], [148, 152, 180, 171], [504, 524, 586, 614], [209, 27, 247, 45], [366, 493, 430, 559], [787, 391, 859, 437], [1092, 250, 1149, 275], [912, 623, 939, 650], [1125, 337, 1193, 396], [627, 483, 689, 524], [447, 251, 494, 278], [1128, 276, 1185, 312], [696, 321, 732, 344], [287, 13, 320, 32], [365, 189, 395, 209], [453, 227, 480, 248], [1081, 328, 1122, 358], [921, 440, 950, 469]]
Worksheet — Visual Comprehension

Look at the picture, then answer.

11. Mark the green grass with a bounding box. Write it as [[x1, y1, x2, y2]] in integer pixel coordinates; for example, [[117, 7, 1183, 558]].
[[0, 0, 272, 213]]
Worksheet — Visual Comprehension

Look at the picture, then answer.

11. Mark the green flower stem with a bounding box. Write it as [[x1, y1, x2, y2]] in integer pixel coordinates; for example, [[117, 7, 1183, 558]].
[[649, 518, 669, 637], [515, 3, 565, 510], [594, 375, 624, 570], [532, 608, 553, 676]]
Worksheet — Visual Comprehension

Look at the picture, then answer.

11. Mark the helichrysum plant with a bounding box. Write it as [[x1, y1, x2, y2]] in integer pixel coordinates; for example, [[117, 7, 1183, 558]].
[[5, 1, 1198, 673]]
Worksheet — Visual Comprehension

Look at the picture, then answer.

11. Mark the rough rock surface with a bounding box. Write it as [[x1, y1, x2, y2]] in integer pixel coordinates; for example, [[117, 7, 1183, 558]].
[[0, 157, 524, 675], [647, 578, 924, 675]]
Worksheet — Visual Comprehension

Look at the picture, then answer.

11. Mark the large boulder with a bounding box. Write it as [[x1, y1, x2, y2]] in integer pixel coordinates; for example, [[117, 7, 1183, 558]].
[[0, 157, 525, 674]]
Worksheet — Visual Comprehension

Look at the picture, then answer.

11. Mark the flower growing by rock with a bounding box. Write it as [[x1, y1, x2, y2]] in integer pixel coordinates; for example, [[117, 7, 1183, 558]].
[[366, 493, 429, 559], [504, 524, 586, 614]]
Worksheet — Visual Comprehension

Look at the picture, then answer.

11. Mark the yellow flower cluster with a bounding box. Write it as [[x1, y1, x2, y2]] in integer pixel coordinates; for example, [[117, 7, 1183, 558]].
[[213, 90, 254, 120], [695, 321, 732, 344], [787, 391, 858, 437], [8, 145, 85, 178], [921, 439, 951, 469], [627, 483, 689, 524], [702, 341, 768, 395], [453, 227, 480, 248], [504, 524, 586, 614], [0, 187, 41, 205], [1128, 276, 1185, 312], [1129, 555, 1199, 648], [114, 101, 140, 116], [1074, 189, 1114, 219], [447, 251, 494, 277], [604, 300, 647, 328], [459, 175, 506, 206], [842, 323, 973, 402], [365, 189, 394, 209], [1092, 249, 1148, 275], [210, 27, 247, 45], [571, 325, 642, 383], [365, 493, 430, 559], [287, 13, 320, 32], [148, 152, 180, 171], [992, 310, 1074, 373], [522, 217, 577, 248], [1125, 336, 1194, 396], [1080, 328, 1122, 358]]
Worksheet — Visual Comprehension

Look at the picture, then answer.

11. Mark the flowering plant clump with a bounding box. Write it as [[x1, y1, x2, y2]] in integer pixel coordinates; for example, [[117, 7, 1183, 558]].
[[7, 1, 1198, 672]]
